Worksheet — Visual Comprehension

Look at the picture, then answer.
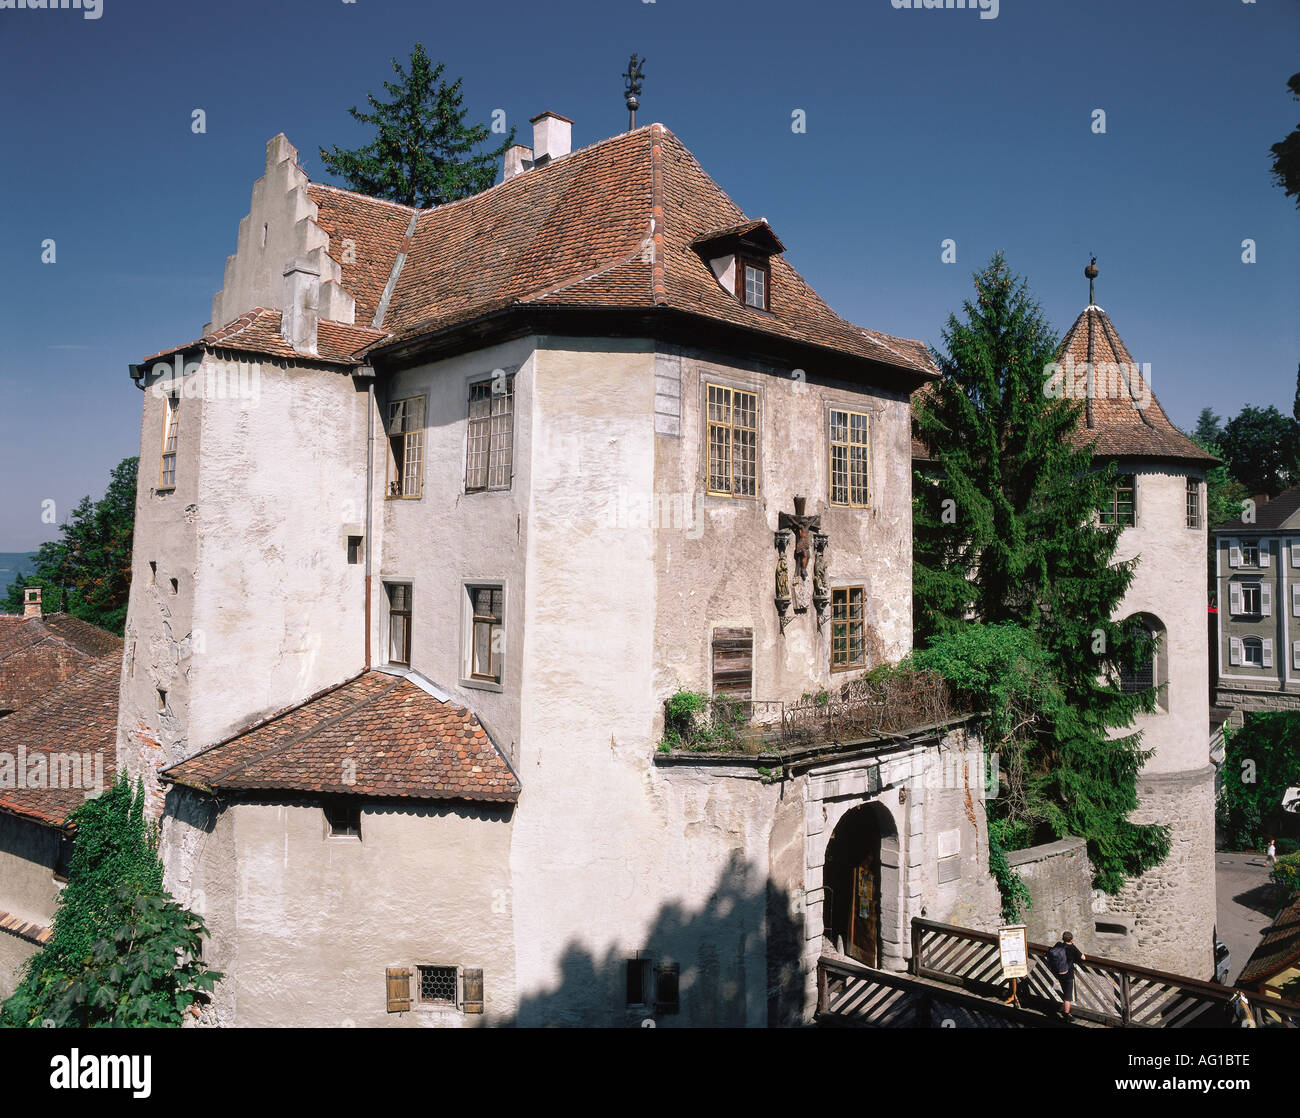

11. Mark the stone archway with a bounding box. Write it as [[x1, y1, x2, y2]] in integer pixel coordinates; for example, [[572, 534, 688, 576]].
[[822, 802, 900, 968]]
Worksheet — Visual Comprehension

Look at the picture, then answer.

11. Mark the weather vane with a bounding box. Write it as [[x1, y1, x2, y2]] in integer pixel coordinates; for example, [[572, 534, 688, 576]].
[[1085, 253, 1099, 305], [623, 53, 646, 131]]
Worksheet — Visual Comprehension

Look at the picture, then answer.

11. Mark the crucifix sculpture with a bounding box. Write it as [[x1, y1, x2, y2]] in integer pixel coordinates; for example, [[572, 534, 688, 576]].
[[779, 496, 819, 581]]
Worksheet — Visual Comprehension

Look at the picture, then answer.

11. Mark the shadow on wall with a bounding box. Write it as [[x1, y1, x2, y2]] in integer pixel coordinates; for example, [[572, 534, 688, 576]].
[[513, 852, 805, 1028]]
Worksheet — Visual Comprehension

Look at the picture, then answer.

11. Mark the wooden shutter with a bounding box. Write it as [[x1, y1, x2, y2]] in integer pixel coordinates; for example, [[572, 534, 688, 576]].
[[654, 963, 680, 1014], [1229, 540, 1241, 568], [1293, 641, 1300, 670], [1292, 584, 1300, 618], [462, 968, 484, 1014], [1229, 583, 1242, 615], [1261, 583, 1272, 616], [385, 967, 411, 1013], [1291, 539, 1300, 568], [1262, 639, 1274, 669], [711, 627, 753, 698], [1229, 638, 1241, 666], [1260, 542, 1271, 568]]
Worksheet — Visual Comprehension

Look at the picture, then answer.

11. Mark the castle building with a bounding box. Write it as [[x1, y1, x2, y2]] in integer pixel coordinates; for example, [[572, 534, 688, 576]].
[[93, 115, 1000, 1025], [1053, 269, 1217, 975]]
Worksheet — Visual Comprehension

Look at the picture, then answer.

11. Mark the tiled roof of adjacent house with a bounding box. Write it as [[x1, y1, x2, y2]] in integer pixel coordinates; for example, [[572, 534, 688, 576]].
[[141, 308, 388, 367], [0, 653, 120, 828], [0, 613, 122, 714], [1213, 484, 1300, 533], [1236, 891, 1300, 994], [163, 670, 521, 805], [141, 124, 937, 384], [1056, 305, 1217, 465]]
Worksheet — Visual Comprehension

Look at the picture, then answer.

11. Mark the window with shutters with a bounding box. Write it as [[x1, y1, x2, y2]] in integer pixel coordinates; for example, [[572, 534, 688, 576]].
[[1242, 637, 1264, 667], [1186, 479, 1201, 528], [386, 396, 425, 499], [1240, 583, 1261, 615], [417, 965, 459, 1007], [465, 375, 514, 492], [711, 628, 753, 698], [706, 383, 758, 498], [1100, 475, 1135, 527], [829, 409, 870, 508], [386, 582, 412, 666], [1241, 540, 1260, 568], [385, 967, 412, 1013], [831, 587, 866, 671], [158, 393, 180, 491]]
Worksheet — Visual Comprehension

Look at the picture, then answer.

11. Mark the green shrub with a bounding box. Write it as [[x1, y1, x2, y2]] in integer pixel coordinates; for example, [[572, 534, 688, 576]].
[[1272, 851, 1300, 896]]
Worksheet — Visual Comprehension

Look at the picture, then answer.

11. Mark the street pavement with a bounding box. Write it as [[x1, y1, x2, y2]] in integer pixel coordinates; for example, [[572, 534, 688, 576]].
[[1215, 850, 1281, 986]]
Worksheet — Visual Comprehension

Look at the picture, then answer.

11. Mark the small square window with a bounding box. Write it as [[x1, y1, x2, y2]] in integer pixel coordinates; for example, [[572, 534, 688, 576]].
[[1241, 541, 1260, 567], [324, 800, 361, 839], [417, 965, 458, 1006]]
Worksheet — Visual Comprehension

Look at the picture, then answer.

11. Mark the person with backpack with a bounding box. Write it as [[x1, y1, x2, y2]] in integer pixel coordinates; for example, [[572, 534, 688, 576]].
[[1047, 931, 1085, 1020]]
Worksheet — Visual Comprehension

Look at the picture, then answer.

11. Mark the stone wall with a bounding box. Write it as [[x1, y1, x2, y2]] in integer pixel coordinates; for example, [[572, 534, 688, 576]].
[[0, 813, 60, 1000], [1004, 838, 1094, 949]]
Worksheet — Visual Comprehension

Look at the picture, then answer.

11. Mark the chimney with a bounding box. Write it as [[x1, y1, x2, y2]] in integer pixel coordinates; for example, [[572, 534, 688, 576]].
[[281, 257, 320, 354], [504, 144, 534, 181], [530, 111, 572, 165], [23, 587, 41, 618]]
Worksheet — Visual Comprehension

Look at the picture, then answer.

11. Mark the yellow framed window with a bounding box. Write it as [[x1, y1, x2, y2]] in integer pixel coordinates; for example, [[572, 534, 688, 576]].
[[706, 383, 757, 497], [831, 586, 865, 670], [387, 397, 425, 499], [829, 409, 869, 507]]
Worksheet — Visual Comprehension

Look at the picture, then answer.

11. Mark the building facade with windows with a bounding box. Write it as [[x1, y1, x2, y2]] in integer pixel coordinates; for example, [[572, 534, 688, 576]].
[[94, 118, 1004, 1026], [1213, 485, 1300, 715]]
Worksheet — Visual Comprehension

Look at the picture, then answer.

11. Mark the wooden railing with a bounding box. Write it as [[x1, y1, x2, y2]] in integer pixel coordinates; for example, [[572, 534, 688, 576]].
[[910, 918, 1300, 1029], [816, 954, 1067, 1027]]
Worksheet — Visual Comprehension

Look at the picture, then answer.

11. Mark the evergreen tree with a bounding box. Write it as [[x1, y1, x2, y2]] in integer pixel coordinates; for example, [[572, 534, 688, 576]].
[[1192, 407, 1223, 448], [1268, 73, 1300, 208], [914, 254, 1168, 891], [2, 457, 136, 634], [319, 44, 515, 208]]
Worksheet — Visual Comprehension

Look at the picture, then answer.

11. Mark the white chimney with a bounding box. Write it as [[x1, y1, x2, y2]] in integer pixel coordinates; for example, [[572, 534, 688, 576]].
[[504, 144, 534, 181], [530, 111, 572, 165], [23, 587, 42, 618], [281, 257, 320, 354]]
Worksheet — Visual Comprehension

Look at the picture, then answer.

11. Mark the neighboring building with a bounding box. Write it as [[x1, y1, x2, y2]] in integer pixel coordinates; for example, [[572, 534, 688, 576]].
[[0, 588, 122, 716], [104, 115, 1000, 1026], [1212, 484, 1300, 717], [1054, 277, 1218, 976], [1236, 891, 1300, 1003], [0, 654, 119, 999]]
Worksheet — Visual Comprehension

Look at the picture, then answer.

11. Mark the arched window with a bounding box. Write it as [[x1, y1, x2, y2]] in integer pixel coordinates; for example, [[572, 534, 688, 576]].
[[1117, 613, 1168, 712], [1242, 637, 1264, 667]]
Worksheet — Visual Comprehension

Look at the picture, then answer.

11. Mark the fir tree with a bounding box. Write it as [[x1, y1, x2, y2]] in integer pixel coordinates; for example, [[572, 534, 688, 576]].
[[319, 44, 515, 208], [914, 254, 1169, 891], [1192, 407, 1223, 448]]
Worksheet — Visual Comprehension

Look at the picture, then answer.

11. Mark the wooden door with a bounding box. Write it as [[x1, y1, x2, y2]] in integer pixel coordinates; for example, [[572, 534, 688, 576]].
[[849, 855, 879, 967]]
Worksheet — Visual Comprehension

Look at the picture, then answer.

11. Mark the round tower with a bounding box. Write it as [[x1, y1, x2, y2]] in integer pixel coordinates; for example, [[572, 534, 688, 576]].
[[1057, 261, 1217, 977]]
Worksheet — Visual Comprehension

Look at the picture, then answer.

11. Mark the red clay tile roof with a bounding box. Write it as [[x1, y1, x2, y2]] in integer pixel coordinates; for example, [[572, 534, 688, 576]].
[[0, 909, 52, 946], [163, 671, 520, 804], [1056, 305, 1216, 464], [1213, 484, 1300, 533], [0, 653, 120, 828], [141, 124, 936, 383], [0, 613, 122, 714], [141, 309, 388, 367], [1237, 892, 1300, 993], [305, 183, 415, 327]]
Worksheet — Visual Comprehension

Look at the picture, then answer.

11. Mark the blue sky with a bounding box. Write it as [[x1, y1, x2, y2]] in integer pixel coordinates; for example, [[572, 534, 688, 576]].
[[0, 0, 1296, 550]]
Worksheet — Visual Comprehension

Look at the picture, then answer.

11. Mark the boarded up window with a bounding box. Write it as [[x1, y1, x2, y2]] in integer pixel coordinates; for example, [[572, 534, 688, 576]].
[[712, 627, 753, 698], [385, 967, 411, 1013]]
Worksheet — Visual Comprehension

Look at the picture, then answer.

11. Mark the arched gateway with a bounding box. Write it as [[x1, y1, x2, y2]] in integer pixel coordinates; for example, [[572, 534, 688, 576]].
[[822, 802, 899, 967]]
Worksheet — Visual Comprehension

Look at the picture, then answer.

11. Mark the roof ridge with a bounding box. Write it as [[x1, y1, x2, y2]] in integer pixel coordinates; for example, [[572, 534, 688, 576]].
[[650, 124, 667, 304], [306, 180, 417, 212]]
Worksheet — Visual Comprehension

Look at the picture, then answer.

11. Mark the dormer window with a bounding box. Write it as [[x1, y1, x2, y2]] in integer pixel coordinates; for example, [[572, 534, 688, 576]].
[[691, 219, 785, 312], [741, 257, 769, 310]]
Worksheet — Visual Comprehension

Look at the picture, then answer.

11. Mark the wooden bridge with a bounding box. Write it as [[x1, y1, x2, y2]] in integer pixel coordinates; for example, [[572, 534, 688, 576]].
[[816, 918, 1300, 1028]]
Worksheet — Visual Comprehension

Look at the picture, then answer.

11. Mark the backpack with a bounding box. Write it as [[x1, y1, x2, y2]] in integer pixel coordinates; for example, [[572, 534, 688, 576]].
[[1047, 944, 1070, 975]]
